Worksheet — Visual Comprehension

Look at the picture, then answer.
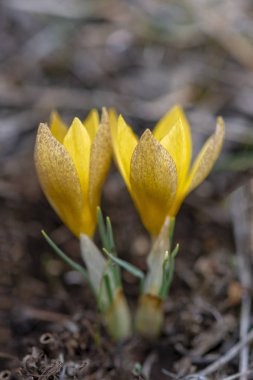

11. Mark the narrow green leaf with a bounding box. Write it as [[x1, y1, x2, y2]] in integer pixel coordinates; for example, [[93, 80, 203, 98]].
[[171, 243, 179, 259], [97, 260, 116, 312], [106, 216, 116, 253], [97, 277, 106, 313], [159, 244, 179, 299], [97, 207, 109, 249], [97, 209, 121, 287], [103, 272, 114, 305], [42, 230, 92, 288], [105, 216, 122, 287], [166, 243, 179, 291], [103, 248, 145, 280]]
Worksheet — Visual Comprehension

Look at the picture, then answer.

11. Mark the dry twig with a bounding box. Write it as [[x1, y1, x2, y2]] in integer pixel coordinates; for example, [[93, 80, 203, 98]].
[[197, 328, 253, 377], [231, 185, 252, 380]]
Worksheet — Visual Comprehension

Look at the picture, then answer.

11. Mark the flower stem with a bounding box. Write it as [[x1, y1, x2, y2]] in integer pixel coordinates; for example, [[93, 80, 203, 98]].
[[105, 289, 132, 341], [135, 294, 164, 339], [135, 217, 178, 338]]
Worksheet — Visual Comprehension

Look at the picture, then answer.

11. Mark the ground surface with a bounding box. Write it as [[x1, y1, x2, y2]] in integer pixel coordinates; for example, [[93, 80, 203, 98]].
[[0, 1, 253, 379]]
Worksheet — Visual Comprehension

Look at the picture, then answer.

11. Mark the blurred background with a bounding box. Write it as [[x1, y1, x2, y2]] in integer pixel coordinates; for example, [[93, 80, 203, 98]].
[[0, 0, 253, 378]]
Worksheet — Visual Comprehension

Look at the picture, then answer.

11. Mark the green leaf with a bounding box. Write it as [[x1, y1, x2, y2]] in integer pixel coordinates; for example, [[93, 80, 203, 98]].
[[41, 230, 94, 292], [106, 216, 116, 253], [103, 272, 114, 305], [144, 217, 173, 296], [103, 248, 145, 280], [166, 244, 179, 289], [97, 208, 121, 287], [159, 243, 179, 299], [96, 259, 116, 312], [171, 243, 179, 259], [97, 207, 108, 249]]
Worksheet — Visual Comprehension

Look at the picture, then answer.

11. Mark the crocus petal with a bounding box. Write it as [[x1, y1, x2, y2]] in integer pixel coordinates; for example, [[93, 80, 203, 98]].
[[34, 124, 82, 237], [83, 109, 99, 142], [186, 117, 225, 193], [153, 105, 192, 146], [109, 107, 118, 126], [63, 117, 91, 198], [159, 107, 192, 193], [50, 111, 68, 144], [130, 129, 177, 236], [110, 115, 138, 190], [89, 108, 112, 214]]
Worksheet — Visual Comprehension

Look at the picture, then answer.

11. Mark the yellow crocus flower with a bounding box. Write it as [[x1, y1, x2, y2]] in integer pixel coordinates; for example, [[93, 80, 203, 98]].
[[110, 105, 225, 236], [34, 108, 112, 237]]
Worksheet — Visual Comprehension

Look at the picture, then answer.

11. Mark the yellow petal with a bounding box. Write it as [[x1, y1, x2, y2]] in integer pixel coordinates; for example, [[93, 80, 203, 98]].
[[130, 129, 177, 236], [63, 117, 91, 198], [63, 118, 95, 235], [153, 105, 191, 144], [89, 108, 112, 215], [34, 124, 82, 237], [159, 107, 192, 193], [110, 115, 138, 190], [108, 107, 118, 138], [108, 107, 118, 127], [83, 108, 99, 142], [186, 117, 225, 193], [50, 111, 68, 144]]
